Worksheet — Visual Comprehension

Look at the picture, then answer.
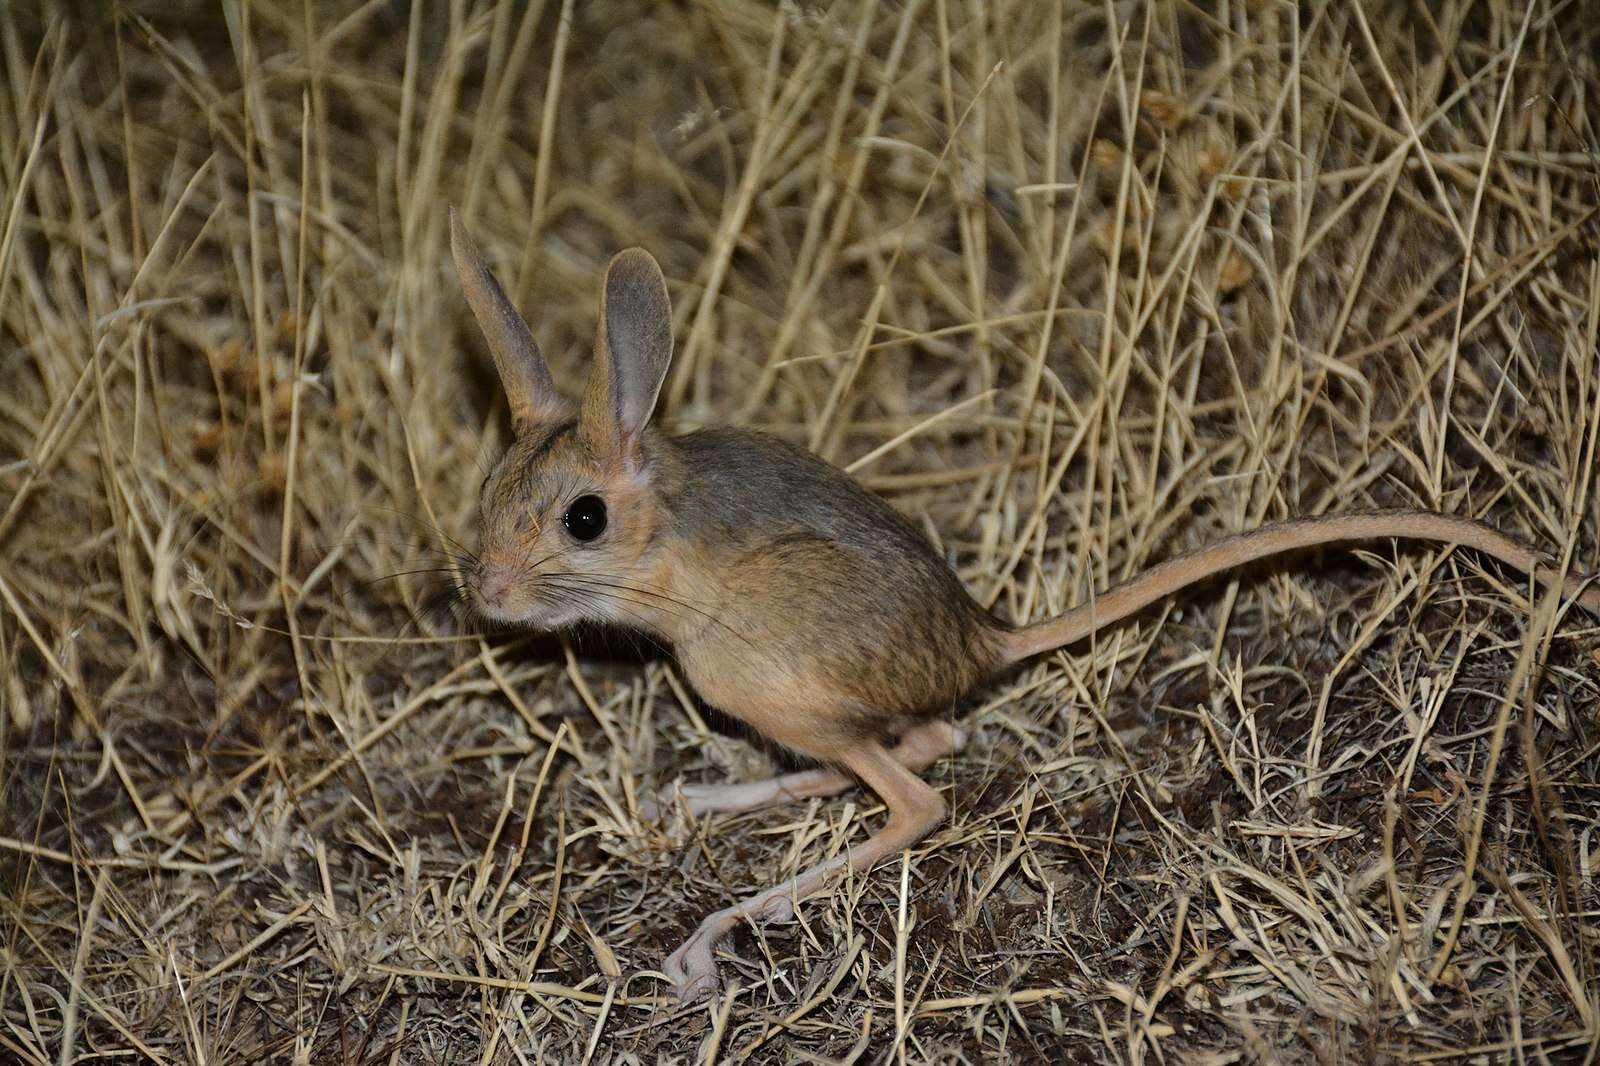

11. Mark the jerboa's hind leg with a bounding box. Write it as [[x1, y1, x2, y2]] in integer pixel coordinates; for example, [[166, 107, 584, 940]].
[[662, 733, 952, 1000]]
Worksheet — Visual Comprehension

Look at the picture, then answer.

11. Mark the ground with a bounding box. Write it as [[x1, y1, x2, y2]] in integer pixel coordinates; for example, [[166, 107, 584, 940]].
[[3, 1, 1600, 1063]]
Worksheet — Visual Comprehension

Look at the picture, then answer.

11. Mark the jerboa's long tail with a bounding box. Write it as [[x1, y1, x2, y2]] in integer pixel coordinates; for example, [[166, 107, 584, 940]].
[[999, 509, 1600, 665]]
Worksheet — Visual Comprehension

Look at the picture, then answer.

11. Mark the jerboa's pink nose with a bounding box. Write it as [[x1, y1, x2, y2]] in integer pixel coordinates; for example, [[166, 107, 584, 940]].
[[476, 568, 514, 609]]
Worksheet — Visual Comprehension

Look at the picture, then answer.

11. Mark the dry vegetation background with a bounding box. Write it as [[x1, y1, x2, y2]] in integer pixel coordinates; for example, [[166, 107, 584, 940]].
[[3, 0, 1600, 1062]]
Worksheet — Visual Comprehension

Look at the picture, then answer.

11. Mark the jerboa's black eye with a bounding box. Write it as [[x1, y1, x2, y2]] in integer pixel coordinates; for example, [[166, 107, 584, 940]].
[[562, 494, 607, 542]]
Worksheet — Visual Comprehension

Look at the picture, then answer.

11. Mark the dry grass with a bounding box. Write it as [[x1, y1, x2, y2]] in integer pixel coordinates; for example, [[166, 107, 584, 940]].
[[3, 0, 1600, 1062]]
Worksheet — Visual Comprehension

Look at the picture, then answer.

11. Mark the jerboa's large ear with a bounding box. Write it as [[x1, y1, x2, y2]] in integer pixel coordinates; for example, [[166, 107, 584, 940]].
[[449, 208, 566, 429], [581, 248, 672, 467]]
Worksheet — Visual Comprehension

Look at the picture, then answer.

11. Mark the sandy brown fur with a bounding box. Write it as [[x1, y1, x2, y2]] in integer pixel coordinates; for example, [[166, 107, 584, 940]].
[[655, 427, 1000, 743], [480, 417, 1000, 757]]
